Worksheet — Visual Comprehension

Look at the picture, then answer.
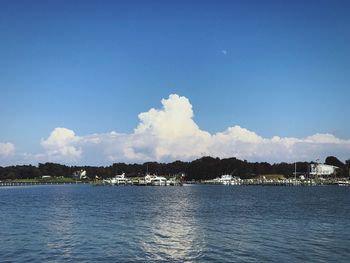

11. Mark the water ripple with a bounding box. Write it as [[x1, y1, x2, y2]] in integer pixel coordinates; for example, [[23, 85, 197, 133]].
[[1, 185, 350, 262]]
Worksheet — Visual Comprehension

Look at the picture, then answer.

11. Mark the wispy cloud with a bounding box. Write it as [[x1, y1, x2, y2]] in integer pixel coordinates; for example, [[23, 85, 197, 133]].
[[3, 94, 350, 165]]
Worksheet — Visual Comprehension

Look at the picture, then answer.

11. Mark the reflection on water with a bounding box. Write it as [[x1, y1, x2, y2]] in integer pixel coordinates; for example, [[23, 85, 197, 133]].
[[45, 190, 76, 260], [140, 189, 204, 261]]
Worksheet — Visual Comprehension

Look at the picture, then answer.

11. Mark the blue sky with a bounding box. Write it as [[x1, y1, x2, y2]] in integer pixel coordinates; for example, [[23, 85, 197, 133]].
[[0, 0, 350, 165]]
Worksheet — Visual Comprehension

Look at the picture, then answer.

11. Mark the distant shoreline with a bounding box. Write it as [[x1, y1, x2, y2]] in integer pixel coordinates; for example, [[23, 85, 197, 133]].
[[1, 177, 349, 187], [1, 156, 349, 182]]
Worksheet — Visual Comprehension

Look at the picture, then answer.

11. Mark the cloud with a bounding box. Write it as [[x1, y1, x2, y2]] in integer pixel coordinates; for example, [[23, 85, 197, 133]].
[[8, 94, 350, 165], [134, 94, 211, 160], [40, 127, 82, 161], [305, 133, 342, 144], [221, 49, 227, 55], [0, 142, 15, 157]]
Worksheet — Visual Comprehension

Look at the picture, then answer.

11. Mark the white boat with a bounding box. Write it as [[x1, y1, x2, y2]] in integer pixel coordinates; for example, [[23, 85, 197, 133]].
[[220, 174, 233, 185], [104, 173, 127, 185], [336, 180, 350, 186], [151, 176, 167, 186], [203, 174, 241, 185], [144, 174, 153, 185], [166, 177, 182, 186]]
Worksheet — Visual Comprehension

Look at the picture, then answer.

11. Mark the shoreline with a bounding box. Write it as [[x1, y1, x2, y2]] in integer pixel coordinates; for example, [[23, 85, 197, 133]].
[[1, 179, 349, 187]]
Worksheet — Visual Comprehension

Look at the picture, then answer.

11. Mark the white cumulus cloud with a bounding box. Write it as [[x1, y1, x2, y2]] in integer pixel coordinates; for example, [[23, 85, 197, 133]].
[[18, 94, 350, 165], [0, 142, 15, 157], [41, 127, 82, 161], [134, 94, 211, 160]]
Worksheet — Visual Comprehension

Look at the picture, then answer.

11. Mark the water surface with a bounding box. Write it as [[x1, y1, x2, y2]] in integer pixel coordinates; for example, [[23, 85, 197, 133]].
[[1, 185, 349, 262]]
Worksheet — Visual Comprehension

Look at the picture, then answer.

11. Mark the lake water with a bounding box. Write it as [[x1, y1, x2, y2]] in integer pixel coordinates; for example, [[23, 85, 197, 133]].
[[0, 184, 349, 262]]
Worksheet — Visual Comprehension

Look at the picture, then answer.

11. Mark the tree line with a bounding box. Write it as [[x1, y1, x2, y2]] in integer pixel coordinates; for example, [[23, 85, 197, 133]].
[[0, 156, 349, 181]]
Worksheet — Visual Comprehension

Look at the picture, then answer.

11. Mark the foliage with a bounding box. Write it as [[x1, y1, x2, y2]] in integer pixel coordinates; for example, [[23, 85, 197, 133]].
[[325, 156, 345, 168], [325, 156, 348, 177], [1, 156, 348, 181]]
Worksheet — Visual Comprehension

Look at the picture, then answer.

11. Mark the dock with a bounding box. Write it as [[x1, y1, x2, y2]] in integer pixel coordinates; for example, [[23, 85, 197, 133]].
[[0, 181, 88, 187]]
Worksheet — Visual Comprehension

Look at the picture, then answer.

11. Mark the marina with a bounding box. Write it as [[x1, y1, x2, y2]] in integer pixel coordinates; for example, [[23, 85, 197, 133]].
[[2, 176, 349, 187], [202, 174, 350, 186], [1, 0, 349, 262], [99, 173, 182, 186]]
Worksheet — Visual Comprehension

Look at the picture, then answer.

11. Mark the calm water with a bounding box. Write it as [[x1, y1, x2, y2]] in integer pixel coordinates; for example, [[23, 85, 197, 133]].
[[1, 185, 350, 262]]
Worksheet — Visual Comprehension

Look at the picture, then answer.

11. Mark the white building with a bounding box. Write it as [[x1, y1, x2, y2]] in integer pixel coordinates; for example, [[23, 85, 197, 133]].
[[310, 164, 338, 176]]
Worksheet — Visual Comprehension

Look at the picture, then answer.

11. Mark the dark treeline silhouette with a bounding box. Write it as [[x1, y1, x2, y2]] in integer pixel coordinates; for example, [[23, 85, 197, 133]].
[[0, 156, 349, 181]]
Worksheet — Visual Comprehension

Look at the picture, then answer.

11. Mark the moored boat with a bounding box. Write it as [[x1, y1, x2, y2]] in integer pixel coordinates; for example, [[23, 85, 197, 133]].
[[103, 173, 127, 185], [151, 176, 167, 186]]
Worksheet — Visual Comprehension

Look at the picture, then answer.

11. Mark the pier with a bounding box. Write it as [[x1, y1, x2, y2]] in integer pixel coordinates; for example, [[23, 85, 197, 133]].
[[0, 181, 88, 187]]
